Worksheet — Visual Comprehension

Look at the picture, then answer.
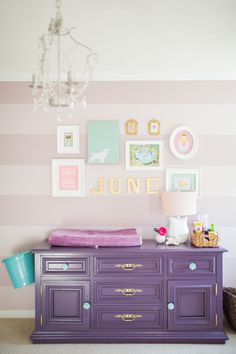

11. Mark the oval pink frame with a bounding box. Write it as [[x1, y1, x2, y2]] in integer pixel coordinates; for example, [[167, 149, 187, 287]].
[[169, 125, 199, 160]]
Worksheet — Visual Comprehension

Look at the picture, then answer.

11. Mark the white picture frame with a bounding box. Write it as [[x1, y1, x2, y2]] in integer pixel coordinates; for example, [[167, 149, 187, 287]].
[[169, 125, 199, 160], [52, 159, 85, 197], [126, 140, 163, 171], [57, 125, 80, 154], [166, 168, 201, 198]]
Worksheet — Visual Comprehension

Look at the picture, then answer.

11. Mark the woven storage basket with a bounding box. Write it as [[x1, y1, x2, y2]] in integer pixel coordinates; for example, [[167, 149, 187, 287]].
[[191, 232, 219, 247], [223, 287, 236, 331]]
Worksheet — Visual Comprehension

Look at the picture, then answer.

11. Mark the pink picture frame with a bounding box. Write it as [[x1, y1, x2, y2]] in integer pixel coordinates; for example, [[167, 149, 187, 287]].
[[52, 159, 85, 197]]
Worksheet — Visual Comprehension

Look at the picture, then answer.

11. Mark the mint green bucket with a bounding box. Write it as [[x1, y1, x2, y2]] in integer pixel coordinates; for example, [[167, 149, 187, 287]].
[[2, 251, 35, 289]]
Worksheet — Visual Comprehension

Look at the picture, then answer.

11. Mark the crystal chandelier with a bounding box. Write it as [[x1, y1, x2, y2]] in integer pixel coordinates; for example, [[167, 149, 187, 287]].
[[31, 0, 97, 115]]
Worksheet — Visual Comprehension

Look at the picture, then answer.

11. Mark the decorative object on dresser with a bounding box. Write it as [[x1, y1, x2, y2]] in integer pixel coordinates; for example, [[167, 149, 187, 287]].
[[166, 168, 201, 198], [192, 231, 219, 248], [161, 191, 197, 244], [126, 140, 163, 171], [57, 126, 80, 154], [148, 119, 160, 135], [125, 119, 138, 135], [31, 240, 228, 343], [153, 226, 167, 244], [169, 126, 199, 160], [191, 221, 220, 248]]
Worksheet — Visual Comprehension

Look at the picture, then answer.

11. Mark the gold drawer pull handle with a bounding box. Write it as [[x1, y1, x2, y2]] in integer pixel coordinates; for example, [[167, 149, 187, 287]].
[[115, 263, 143, 271], [114, 314, 143, 322], [115, 288, 143, 296]]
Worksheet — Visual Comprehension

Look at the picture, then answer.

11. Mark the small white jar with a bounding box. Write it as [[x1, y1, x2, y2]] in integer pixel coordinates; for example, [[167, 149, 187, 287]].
[[154, 232, 166, 244]]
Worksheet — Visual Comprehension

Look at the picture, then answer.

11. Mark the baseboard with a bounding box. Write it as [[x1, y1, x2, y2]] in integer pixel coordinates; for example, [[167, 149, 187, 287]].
[[0, 310, 35, 318]]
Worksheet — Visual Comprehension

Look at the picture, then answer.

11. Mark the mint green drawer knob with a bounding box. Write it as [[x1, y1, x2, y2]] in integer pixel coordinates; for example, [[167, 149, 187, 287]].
[[62, 263, 69, 271], [168, 303, 175, 311], [189, 262, 197, 271], [83, 302, 91, 310]]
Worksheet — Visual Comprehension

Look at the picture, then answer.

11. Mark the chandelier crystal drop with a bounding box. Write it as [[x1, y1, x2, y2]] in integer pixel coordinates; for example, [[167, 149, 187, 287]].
[[31, 0, 97, 115]]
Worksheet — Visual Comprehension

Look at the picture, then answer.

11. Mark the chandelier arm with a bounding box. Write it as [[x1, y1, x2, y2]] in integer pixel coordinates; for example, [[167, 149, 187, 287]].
[[68, 30, 94, 53], [55, 27, 95, 55]]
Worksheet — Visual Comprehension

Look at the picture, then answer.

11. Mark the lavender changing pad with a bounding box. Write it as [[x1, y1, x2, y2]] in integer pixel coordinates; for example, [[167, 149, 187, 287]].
[[48, 228, 142, 247]]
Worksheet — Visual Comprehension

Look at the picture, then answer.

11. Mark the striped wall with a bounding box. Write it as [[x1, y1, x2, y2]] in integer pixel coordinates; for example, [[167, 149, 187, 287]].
[[0, 81, 236, 315]]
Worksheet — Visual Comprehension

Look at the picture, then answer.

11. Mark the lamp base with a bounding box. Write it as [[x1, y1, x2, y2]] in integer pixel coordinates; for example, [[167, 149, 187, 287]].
[[168, 216, 189, 244]]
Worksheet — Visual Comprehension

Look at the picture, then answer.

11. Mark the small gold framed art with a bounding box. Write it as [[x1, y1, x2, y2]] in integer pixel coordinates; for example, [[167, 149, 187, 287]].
[[148, 119, 160, 136], [125, 119, 138, 135]]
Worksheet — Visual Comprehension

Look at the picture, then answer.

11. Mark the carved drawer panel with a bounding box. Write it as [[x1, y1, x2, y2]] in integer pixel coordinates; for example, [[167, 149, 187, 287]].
[[94, 256, 163, 276], [168, 255, 216, 277], [94, 305, 164, 330], [42, 256, 89, 276], [94, 279, 163, 303]]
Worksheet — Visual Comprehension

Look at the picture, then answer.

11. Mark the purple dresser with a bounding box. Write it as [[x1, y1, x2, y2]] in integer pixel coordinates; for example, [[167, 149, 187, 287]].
[[31, 240, 228, 344]]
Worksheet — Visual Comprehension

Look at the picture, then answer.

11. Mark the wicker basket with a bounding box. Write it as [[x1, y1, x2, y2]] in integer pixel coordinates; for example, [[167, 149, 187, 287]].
[[223, 288, 236, 331], [191, 232, 219, 247]]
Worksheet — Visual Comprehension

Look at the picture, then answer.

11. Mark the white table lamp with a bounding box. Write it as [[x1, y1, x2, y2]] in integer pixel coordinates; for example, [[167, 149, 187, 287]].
[[161, 191, 197, 243]]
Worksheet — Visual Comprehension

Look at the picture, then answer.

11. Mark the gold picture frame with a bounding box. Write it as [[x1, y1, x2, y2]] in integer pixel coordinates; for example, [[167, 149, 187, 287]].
[[148, 119, 160, 136], [125, 119, 138, 135]]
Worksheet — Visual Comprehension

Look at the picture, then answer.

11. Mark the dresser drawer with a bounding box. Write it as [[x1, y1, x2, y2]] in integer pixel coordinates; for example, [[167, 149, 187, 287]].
[[168, 255, 216, 277], [94, 305, 164, 330], [94, 279, 163, 303], [94, 256, 163, 276], [42, 256, 89, 276]]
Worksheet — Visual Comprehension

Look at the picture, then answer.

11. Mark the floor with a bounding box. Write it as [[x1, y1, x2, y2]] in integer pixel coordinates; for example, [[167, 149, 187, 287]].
[[0, 319, 235, 354]]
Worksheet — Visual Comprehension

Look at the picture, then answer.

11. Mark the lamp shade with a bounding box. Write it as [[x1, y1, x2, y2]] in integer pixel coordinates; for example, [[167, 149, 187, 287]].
[[161, 191, 197, 216]]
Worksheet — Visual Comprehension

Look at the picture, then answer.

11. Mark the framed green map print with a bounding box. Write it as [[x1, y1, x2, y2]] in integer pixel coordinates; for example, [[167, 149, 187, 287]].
[[126, 140, 163, 170]]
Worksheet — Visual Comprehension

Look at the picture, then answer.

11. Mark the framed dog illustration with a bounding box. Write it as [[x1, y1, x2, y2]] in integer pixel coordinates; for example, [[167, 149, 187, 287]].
[[88, 121, 120, 164]]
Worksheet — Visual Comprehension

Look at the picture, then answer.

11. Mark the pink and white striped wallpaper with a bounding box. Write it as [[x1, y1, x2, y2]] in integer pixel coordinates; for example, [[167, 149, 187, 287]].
[[0, 81, 236, 315]]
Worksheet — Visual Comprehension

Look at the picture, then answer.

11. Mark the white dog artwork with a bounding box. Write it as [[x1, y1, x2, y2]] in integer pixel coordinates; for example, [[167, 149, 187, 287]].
[[89, 148, 109, 163]]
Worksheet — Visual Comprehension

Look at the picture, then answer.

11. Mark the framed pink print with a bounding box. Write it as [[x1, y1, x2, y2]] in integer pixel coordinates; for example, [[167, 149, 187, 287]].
[[52, 159, 85, 197], [169, 125, 199, 160]]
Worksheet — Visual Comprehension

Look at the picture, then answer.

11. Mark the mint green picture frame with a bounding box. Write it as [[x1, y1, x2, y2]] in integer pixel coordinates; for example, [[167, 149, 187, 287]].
[[88, 121, 119, 164], [166, 168, 201, 198]]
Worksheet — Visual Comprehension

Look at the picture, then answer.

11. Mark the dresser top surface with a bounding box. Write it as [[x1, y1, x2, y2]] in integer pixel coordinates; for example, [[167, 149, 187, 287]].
[[32, 239, 227, 254]]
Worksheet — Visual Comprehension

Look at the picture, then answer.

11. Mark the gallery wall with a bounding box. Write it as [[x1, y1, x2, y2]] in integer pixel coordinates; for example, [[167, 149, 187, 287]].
[[0, 80, 236, 315]]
